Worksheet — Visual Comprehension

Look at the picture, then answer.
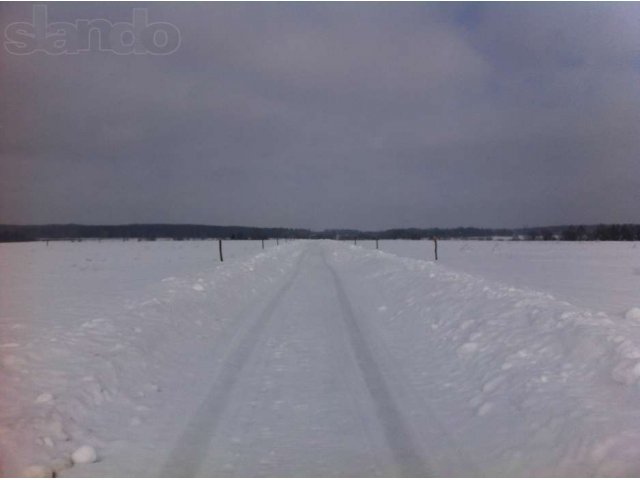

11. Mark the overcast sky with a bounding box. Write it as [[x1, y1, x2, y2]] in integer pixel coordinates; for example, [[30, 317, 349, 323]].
[[2, 3, 640, 230]]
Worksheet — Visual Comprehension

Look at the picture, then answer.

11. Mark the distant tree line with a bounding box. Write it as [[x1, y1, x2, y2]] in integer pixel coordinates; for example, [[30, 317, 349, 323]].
[[317, 227, 514, 240], [0, 224, 311, 243], [0, 223, 639, 243], [559, 224, 640, 241]]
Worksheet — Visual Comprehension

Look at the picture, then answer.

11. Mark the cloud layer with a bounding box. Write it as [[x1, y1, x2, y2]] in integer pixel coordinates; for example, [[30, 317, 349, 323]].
[[2, 3, 640, 228]]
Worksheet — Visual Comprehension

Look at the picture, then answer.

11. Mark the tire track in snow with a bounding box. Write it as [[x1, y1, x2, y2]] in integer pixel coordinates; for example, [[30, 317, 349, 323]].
[[193, 245, 402, 476], [317, 273, 391, 475], [321, 250, 431, 477], [322, 244, 481, 476], [160, 250, 307, 477]]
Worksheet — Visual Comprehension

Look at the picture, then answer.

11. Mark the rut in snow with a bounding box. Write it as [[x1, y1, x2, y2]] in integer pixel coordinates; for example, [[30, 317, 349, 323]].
[[321, 250, 430, 476], [160, 244, 466, 476], [160, 251, 308, 476]]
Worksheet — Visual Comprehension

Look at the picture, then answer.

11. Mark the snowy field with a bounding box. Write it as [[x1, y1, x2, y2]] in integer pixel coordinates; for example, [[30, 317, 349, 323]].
[[373, 239, 640, 319], [2, 239, 640, 476]]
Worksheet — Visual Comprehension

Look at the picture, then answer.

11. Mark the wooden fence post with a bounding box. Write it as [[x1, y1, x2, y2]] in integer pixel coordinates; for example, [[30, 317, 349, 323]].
[[376, 239, 378, 249], [219, 239, 223, 262], [354, 238, 357, 246], [261, 239, 265, 250], [276, 238, 279, 246], [432, 237, 438, 261]]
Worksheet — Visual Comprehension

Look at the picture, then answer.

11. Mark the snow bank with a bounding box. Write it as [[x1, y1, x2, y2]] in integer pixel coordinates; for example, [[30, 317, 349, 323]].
[[328, 244, 640, 476], [0, 240, 301, 476]]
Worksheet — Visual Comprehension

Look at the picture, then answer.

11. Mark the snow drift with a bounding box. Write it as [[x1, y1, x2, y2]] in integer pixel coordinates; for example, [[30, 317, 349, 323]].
[[0, 241, 301, 476], [327, 244, 640, 476]]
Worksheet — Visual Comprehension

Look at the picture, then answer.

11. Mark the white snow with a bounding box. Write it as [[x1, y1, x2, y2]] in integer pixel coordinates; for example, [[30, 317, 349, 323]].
[[457, 342, 479, 355], [34, 393, 54, 405], [71, 446, 97, 465], [376, 239, 640, 318], [21, 465, 53, 478], [51, 457, 73, 475], [1, 239, 640, 476], [625, 307, 640, 322]]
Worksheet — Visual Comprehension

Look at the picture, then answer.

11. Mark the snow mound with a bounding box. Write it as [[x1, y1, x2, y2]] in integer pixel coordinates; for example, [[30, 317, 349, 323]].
[[625, 307, 640, 322], [71, 445, 98, 464]]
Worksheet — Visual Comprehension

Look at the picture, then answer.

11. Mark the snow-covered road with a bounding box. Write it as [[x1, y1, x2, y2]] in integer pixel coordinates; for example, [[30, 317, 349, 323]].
[[90, 243, 470, 477], [160, 244, 444, 476], [4, 240, 640, 476]]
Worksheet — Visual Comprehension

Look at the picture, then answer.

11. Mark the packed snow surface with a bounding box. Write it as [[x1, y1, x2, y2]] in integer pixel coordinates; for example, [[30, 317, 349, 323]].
[[2, 239, 640, 476]]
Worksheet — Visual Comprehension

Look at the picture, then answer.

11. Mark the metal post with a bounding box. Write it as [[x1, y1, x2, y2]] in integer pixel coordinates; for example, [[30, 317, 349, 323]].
[[262, 239, 264, 250], [376, 239, 378, 249], [219, 239, 223, 262], [433, 237, 438, 261]]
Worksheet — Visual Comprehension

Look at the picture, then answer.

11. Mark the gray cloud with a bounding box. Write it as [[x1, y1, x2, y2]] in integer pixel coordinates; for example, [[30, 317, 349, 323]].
[[1, 3, 640, 229]]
